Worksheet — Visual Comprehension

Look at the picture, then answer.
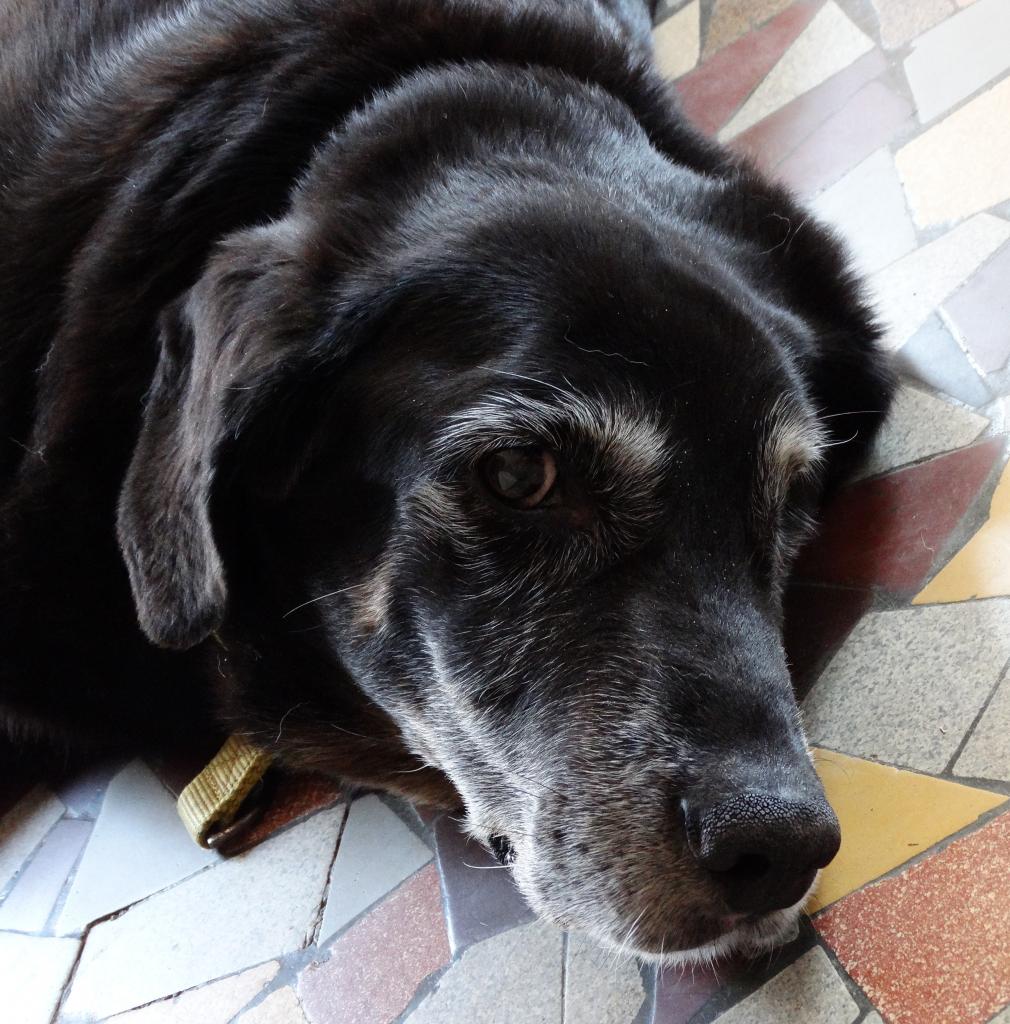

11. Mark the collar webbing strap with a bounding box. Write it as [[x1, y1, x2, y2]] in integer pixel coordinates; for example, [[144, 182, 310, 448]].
[[177, 735, 274, 848]]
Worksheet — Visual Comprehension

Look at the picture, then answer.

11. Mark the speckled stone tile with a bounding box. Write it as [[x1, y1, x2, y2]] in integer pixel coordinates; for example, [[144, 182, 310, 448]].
[[403, 921, 563, 1024], [675, 1, 818, 136], [317, 794, 431, 946], [810, 749, 1005, 911], [702, 0, 794, 57], [896, 78, 1010, 228], [731, 49, 887, 172], [817, 812, 1010, 1024], [0, 818, 90, 932], [896, 316, 992, 408], [299, 863, 449, 1024], [653, 960, 728, 1024], [782, 585, 873, 700], [914, 456, 1010, 603], [903, 0, 1010, 124], [868, 214, 1010, 351], [811, 148, 917, 276], [793, 439, 1004, 594], [563, 933, 645, 1023], [709, 948, 859, 1024], [775, 78, 914, 197], [720, 3, 874, 141], [107, 962, 280, 1024], [56, 760, 218, 934], [853, 384, 989, 481], [236, 987, 308, 1024], [62, 807, 342, 1020], [0, 785, 64, 894], [804, 601, 1010, 772], [956, 673, 1010, 781], [653, 0, 700, 81], [942, 242, 1010, 374], [870, 0, 953, 49], [432, 813, 535, 954], [0, 933, 79, 1024]]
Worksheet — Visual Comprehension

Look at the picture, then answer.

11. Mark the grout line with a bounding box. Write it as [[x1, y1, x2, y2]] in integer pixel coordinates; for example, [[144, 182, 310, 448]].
[[941, 657, 1010, 776], [560, 931, 569, 1024], [307, 801, 350, 948]]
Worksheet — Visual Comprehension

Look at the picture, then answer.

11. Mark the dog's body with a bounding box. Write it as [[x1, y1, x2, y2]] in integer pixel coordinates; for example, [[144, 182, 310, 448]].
[[1, 0, 893, 960]]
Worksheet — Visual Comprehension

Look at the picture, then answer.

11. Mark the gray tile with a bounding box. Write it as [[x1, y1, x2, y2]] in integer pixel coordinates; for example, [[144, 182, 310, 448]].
[[869, 0, 952, 50], [0, 933, 80, 1024], [57, 760, 218, 934], [62, 806, 342, 1020], [942, 242, 1010, 374], [896, 316, 992, 408], [0, 818, 90, 933], [405, 921, 564, 1024], [317, 794, 432, 946], [954, 673, 1010, 781], [804, 602, 1010, 772], [54, 760, 123, 819], [711, 948, 859, 1024], [564, 933, 645, 1023], [0, 786, 64, 894], [853, 384, 988, 480], [904, 0, 1010, 124]]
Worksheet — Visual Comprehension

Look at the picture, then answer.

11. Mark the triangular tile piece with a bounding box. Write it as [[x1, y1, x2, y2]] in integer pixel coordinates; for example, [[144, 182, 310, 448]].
[[809, 748, 1005, 912], [653, 1, 700, 81], [915, 459, 1010, 604]]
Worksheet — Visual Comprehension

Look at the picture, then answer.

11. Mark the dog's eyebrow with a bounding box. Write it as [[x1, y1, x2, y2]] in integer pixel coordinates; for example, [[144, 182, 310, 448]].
[[754, 395, 827, 520]]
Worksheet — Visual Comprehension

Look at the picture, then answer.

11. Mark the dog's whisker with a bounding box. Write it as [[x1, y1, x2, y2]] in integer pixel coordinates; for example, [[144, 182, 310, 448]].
[[281, 583, 367, 618]]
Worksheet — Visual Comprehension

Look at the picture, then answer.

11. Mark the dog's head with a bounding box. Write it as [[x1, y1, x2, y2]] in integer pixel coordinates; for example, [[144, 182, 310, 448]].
[[116, 102, 889, 960]]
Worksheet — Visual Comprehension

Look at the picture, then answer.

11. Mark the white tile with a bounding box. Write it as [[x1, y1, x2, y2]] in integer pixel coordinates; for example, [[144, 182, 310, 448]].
[[811, 149, 918, 277], [405, 921, 563, 1024], [62, 806, 342, 1020], [955, 675, 1010, 782], [0, 786, 64, 893], [713, 948, 859, 1024], [653, 0, 701, 81], [318, 795, 432, 945], [564, 934, 645, 1023], [904, 0, 1010, 124], [236, 987, 308, 1024], [871, 0, 953, 50], [853, 384, 988, 480], [720, 3, 874, 140], [896, 78, 1010, 228], [805, 602, 1010, 773], [107, 962, 280, 1024], [56, 760, 218, 934], [0, 932, 79, 1024], [868, 213, 1010, 351]]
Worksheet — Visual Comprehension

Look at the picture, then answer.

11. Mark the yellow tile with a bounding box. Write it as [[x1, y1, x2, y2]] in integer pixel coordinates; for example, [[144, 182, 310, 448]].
[[809, 748, 1005, 912], [914, 460, 1010, 604], [653, 1, 700, 81]]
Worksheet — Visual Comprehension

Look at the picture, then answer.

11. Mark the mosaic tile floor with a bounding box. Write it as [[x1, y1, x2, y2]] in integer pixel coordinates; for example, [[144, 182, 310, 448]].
[[3, 1, 1010, 1021]]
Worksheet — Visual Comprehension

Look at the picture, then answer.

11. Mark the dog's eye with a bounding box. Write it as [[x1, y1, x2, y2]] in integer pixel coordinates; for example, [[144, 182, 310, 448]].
[[480, 447, 558, 509]]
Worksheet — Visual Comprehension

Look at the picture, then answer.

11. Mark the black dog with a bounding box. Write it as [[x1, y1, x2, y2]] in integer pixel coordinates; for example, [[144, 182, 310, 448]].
[[0, 0, 893, 960]]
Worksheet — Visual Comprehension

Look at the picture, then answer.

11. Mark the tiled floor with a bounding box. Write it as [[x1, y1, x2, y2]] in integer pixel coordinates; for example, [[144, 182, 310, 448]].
[[3, 1, 1010, 1021]]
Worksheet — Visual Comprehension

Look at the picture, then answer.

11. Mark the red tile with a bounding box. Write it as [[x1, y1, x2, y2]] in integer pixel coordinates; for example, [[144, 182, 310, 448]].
[[943, 242, 1010, 374], [816, 812, 1010, 1024], [782, 585, 873, 699], [793, 439, 1004, 593], [732, 49, 887, 172], [675, 1, 820, 136], [775, 78, 913, 196], [299, 862, 450, 1024]]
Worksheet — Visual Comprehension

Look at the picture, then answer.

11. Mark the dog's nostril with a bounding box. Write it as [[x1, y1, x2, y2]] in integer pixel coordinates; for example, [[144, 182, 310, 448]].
[[718, 851, 771, 883]]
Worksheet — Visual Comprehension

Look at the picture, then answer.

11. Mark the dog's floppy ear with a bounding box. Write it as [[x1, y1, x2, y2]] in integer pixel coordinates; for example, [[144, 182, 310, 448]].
[[117, 218, 321, 650]]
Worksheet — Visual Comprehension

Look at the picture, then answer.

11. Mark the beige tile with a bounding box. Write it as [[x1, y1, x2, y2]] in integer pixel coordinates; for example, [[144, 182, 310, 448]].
[[853, 384, 988, 480], [904, 0, 1010, 123], [653, 0, 700, 81], [563, 933, 645, 1023], [107, 962, 280, 1024], [870, 0, 953, 50], [719, 3, 874, 140], [0, 785, 64, 892], [0, 933, 79, 1024], [63, 807, 342, 1020], [956, 675, 1010, 781], [712, 948, 859, 1024], [237, 987, 308, 1024], [896, 77, 1010, 227], [703, 0, 794, 57], [868, 213, 1010, 351]]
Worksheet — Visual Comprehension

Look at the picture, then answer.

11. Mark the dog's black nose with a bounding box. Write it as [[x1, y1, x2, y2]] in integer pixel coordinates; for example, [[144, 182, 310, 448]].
[[682, 791, 840, 915]]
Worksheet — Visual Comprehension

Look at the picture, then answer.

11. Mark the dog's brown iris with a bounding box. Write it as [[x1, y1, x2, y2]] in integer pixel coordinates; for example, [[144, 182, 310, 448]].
[[481, 447, 558, 509]]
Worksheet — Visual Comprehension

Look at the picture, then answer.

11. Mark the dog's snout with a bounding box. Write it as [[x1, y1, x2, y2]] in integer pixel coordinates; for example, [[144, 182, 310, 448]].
[[682, 791, 840, 916]]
